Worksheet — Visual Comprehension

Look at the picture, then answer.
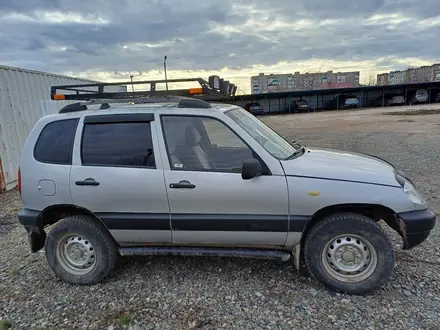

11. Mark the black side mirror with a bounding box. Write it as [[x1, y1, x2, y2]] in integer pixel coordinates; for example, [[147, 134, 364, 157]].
[[242, 158, 262, 180]]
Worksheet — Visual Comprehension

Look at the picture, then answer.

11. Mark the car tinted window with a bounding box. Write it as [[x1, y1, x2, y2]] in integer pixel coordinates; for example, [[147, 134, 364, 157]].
[[34, 118, 79, 165], [162, 115, 253, 172], [81, 122, 155, 168]]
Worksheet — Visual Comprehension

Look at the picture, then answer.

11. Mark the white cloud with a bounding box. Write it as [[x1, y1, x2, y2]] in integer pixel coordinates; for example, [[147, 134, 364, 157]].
[[1, 10, 110, 25], [0, 0, 439, 95]]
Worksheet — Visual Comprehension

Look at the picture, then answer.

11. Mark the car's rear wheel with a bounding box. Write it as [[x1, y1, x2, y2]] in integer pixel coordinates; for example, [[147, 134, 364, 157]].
[[304, 213, 395, 294], [45, 215, 119, 285]]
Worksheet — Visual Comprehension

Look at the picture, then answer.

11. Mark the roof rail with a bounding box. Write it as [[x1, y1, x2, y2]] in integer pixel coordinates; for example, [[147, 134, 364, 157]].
[[51, 77, 235, 102], [57, 96, 213, 114]]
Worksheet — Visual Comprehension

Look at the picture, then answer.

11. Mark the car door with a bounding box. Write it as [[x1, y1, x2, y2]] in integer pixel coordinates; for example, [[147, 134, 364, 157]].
[[157, 113, 289, 246], [69, 113, 172, 244]]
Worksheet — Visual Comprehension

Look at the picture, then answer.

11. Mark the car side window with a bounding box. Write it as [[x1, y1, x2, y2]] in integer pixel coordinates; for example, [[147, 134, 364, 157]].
[[34, 118, 79, 165], [161, 115, 254, 172], [202, 119, 248, 148], [81, 122, 156, 168]]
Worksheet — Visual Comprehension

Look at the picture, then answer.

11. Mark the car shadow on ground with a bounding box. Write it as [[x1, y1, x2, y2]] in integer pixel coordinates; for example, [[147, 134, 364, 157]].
[[103, 253, 415, 297]]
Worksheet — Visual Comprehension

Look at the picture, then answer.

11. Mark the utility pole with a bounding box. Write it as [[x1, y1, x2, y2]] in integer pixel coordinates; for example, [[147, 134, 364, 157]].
[[164, 55, 168, 91], [129, 75, 134, 92]]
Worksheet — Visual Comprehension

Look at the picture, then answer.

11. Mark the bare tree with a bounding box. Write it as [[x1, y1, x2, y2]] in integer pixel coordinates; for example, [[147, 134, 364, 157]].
[[367, 71, 377, 86]]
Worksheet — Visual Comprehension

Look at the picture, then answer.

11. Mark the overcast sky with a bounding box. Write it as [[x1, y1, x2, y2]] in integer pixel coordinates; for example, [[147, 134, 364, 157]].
[[0, 0, 439, 93]]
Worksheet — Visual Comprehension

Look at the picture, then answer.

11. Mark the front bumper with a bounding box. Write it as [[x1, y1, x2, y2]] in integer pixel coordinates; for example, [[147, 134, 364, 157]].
[[17, 208, 46, 253], [397, 209, 436, 249]]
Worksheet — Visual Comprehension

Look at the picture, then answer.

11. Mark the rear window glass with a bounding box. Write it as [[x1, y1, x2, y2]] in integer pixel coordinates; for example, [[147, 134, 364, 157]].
[[81, 122, 155, 168], [34, 118, 79, 165]]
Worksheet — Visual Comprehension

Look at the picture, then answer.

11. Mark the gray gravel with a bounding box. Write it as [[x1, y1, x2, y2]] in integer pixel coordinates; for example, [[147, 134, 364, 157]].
[[1, 105, 440, 330]]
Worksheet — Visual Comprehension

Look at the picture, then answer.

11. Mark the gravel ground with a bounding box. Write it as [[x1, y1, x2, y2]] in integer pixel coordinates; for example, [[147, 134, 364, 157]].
[[1, 104, 440, 330]]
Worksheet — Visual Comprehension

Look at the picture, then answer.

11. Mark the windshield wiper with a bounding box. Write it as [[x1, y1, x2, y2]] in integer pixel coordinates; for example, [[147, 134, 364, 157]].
[[285, 145, 306, 160], [290, 140, 302, 149]]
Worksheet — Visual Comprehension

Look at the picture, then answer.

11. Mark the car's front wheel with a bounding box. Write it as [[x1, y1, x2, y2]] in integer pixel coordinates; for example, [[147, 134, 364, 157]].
[[45, 215, 119, 285], [304, 213, 395, 294]]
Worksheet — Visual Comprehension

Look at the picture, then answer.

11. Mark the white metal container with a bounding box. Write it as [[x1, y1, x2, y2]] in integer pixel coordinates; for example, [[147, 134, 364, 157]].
[[0, 65, 95, 191]]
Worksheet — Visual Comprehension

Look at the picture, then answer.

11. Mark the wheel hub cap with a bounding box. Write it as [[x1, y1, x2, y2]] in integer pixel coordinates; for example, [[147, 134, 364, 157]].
[[341, 250, 355, 263], [56, 235, 96, 275], [322, 234, 378, 283]]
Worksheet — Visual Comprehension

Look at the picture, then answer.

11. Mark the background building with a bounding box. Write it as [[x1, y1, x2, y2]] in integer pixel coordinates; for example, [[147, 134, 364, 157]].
[[0, 65, 95, 191], [250, 70, 360, 94], [377, 63, 440, 85], [377, 73, 388, 85]]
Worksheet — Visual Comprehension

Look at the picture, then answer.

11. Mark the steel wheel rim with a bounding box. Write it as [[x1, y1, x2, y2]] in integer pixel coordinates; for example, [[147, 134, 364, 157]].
[[56, 234, 97, 276], [321, 234, 378, 283]]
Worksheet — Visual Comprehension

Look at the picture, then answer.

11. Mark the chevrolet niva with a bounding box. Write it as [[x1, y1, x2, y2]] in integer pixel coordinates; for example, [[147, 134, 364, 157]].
[[17, 81, 436, 295]]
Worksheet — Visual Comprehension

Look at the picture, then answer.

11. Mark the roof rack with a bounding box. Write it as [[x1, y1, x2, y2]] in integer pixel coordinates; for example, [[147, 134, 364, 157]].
[[58, 96, 213, 114], [51, 77, 236, 102]]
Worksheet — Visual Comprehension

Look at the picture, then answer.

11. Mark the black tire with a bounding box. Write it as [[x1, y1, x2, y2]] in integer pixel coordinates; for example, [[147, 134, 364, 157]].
[[45, 215, 119, 285], [304, 213, 395, 295]]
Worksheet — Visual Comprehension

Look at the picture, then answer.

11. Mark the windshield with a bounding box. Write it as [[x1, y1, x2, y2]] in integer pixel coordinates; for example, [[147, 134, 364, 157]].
[[226, 107, 299, 160]]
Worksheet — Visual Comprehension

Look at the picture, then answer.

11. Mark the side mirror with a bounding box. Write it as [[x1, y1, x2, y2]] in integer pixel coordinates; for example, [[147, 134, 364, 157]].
[[242, 158, 262, 180]]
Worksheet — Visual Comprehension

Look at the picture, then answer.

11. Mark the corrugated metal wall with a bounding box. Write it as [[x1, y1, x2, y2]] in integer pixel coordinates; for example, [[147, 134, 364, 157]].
[[0, 65, 95, 190]]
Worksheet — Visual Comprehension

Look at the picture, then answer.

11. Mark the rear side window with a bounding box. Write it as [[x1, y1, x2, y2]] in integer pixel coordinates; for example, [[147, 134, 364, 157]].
[[81, 122, 156, 168], [34, 118, 79, 165]]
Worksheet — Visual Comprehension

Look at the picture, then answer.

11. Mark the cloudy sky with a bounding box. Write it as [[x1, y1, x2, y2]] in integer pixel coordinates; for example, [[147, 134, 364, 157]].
[[0, 0, 439, 94]]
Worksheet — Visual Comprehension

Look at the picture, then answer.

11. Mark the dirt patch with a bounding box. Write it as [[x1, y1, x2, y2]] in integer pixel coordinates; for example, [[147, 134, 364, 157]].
[[383, 109, 440, 116]]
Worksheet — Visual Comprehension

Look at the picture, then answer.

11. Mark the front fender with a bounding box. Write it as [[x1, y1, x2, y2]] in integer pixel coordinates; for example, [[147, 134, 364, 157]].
[[286, 176, 415, 216]]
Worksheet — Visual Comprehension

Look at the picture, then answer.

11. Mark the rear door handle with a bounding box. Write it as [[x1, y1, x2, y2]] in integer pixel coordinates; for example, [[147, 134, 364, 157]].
[[169, 180, 196, 189], [75, 178, 100, 186]]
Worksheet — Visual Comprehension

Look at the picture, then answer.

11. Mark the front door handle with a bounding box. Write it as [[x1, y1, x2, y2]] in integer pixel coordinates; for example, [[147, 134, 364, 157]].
[[169, 180, 196, 189], [75, 178, 100, 186]]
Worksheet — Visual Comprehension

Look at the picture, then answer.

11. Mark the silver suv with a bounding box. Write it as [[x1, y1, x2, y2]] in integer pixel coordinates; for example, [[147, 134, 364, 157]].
[[17, 79, 436, 294]]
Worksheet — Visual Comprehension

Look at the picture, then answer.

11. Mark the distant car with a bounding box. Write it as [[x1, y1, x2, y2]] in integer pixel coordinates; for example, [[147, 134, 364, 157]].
[[345, 96, 360, 109], [410, 89, 428, 104], [297, 100, 311, 112], [244, 102, 264, 115], [327, 94, 360, 110], [290, 100, 311, 112], [389, 95, 405, 106], [370, 94, 405, 107]]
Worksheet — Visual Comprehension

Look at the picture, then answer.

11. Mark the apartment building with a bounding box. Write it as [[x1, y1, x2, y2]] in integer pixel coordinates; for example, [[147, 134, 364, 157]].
[[250, 70, 360, 94], [377, 63, 440, 85], [389, 70, 408, 85]]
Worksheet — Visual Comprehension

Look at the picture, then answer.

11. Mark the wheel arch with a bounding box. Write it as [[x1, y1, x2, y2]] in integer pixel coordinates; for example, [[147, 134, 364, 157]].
[[300, 203, 400, 249], [39, 204, 117, 244]]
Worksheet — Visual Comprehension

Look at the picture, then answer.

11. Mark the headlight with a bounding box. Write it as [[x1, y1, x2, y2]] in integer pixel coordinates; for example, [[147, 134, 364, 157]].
[[403, 181, 425, 205]]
